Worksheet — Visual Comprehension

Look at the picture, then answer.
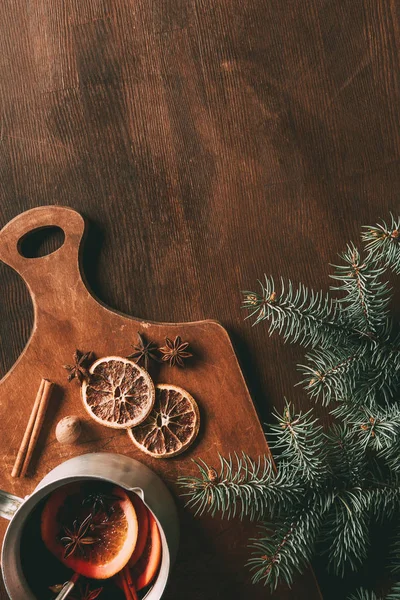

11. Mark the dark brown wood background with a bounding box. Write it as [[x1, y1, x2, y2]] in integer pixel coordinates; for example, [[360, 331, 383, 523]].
[[1, 0, 400, 598]]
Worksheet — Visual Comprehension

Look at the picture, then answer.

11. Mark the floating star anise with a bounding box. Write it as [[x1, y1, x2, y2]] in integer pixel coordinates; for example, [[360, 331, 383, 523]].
[[60, 514, 98, 559], [82, 491, 120, 518], [50, 582, 103, 600], [159, 336, 192, 367], [127, 332, 159, 370], [64, 350, 93, 384]]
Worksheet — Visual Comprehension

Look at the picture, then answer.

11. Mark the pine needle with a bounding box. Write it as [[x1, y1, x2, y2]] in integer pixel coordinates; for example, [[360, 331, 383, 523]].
[[179, 215, 400, 597]]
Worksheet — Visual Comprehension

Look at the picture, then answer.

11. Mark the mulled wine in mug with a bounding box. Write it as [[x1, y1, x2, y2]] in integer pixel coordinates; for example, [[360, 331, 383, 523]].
[[0, 453, 179, 599]]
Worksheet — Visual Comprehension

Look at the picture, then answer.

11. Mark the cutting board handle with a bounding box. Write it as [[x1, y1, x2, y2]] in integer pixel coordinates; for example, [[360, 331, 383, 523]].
[[0, 206, 87, 305]]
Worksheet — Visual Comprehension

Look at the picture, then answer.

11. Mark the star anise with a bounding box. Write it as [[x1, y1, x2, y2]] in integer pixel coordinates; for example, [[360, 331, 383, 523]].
[[127, 332, 159, 370], [50, 582, 103, 600], [82, 491, 120, 518], [60, 514, 98, 559], [64, 350, 93, 384], [159, 336, 193, 367]]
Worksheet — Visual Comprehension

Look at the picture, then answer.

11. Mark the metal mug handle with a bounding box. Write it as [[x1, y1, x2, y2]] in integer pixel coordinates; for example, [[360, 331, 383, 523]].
[[0, 490, 23, 521]]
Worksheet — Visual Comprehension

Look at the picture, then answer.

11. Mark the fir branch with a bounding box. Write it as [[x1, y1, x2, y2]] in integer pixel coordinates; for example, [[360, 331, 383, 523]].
[[362, 215, 400, 275], [323, 489, 371, 577], [368, 336, 400, 402], [299, 346, 365, 406], [348, 587, 400, 600], [268, 402, 328, 483], [364, 486, 400, 524], [347, 404, 400, 453], [325, 424, 367, 486], [178, 214, 400, 595], [389, 524, 400, 576], [387, 582, 400, 600], [330, 243, 391, 335], [242, 276, 344, 348], [379, 433, 400, 475], [177, 453, 300, 521], [301, 334, 400, 405], [333, 402, 400, 459], [348, 590, 380, 600], [248, 509, 322, 590]]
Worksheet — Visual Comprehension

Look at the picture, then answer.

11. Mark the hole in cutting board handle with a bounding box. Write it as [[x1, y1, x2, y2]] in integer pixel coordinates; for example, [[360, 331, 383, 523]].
[[18, 226, 65, 259]]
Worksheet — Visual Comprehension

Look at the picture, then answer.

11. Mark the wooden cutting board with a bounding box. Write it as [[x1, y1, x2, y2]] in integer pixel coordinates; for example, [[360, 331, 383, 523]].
[[0, 206, 321, 599]]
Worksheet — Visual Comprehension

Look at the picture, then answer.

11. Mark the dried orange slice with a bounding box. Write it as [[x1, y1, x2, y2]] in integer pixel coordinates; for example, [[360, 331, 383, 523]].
[[128, 384, 200, 458], [41, 483, 138, 579], [82, 357, 155, 429]]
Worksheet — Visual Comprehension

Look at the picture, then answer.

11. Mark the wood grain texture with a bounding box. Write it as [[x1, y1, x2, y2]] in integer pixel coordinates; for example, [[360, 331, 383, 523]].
[[0, 205, 321, 600], [0, 0, 399, 598]]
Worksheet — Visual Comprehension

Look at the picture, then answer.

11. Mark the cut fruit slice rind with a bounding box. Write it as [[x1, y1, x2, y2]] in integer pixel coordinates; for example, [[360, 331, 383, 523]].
[[116, 506, 162, 592], [41, 483, 138, 580], [82, 356, 155, 429], [132, 510, 162, 590], [128, 494, 149, 568], [128, 383, 200, 458]]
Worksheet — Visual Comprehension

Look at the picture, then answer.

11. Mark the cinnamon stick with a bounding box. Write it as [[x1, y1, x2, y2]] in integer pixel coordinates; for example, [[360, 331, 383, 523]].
[[11, 378, 45, 478], [12, 378, 54, 478], [120, 567, 138, 600], [20, 378, 54, 477]]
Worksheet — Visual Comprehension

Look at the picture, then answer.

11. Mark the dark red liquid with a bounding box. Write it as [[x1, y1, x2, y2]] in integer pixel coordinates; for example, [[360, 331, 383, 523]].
[[20, 482, 132, 600]]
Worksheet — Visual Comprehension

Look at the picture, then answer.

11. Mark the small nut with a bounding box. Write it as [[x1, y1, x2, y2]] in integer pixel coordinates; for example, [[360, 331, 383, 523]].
[[56, 416, 82, 445]]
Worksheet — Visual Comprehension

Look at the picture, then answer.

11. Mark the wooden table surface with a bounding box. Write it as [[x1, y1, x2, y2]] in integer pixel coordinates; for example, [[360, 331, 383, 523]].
[[0, 1, 399, 598]]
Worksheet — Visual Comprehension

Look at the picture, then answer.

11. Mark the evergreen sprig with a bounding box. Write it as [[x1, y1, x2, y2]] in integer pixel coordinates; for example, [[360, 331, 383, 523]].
[[178, 453, 301, 521], [325, 424, 366, 485], [268, 402, 328, 483], [179, 403, 400, 590], [323, 488, 371, 576], [389, 525, 400, 575], [362, 215, 400, 275], [179, 216, 400, 598], [330, 243, 391, 335], [348, 584, 400, 600], [298, 346, 366, 406], [248, 510, 322, 590], [348, 591, 379, 600], [387, 584, 400, 600], [385, 583, 400, 600], [242, 276, 343, 348]]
